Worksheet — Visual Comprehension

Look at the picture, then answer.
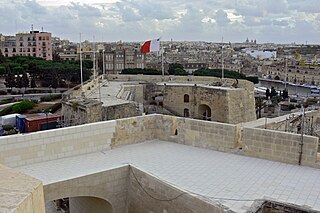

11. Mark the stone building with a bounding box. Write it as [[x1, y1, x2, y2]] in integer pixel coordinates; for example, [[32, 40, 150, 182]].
[[144, 83, 256, 124]]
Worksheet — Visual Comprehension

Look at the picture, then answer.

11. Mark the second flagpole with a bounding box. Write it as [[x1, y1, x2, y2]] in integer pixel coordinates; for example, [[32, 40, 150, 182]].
[[161, 45, 164, 77]]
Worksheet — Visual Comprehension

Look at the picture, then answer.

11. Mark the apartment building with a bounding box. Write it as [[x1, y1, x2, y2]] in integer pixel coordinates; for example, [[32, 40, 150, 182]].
[[0, 31, 52, 60], [105, 49, 145, 73]]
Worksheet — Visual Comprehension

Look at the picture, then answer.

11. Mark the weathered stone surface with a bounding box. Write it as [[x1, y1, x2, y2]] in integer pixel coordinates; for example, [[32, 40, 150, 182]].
[[0, 165, 45, 213]]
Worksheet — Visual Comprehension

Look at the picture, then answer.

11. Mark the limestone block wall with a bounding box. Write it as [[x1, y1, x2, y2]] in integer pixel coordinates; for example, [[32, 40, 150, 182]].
[[69, 196, 112, 213], [112, 115, 158, 148], [156, 115, 239, 152], [0, 115, 159, 168], [102, 102, 140, 121], [128, 166, 229, 213], [0, 165, 45, 213], [44, 166, 129, 213], [241, 127, 319, 167], [227, 88, 256, 123], [62, 99, 103, 125], [0, 120, 117, 168]]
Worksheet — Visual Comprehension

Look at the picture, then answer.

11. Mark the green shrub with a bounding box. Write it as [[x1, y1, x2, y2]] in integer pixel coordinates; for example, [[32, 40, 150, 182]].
[[121, 68, 162, 75], [246, 76, 259, 84], [4, 129, 17, 135], [12, 100, 35, 113], [40, 94, 62, 102], [0, 105, 13, 116], [2, 125, 13, 131], [0, 98, 14, 105]]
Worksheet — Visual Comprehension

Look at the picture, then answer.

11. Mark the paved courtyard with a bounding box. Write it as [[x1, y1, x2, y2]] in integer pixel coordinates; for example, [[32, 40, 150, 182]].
[[17, 140, 320, 213]]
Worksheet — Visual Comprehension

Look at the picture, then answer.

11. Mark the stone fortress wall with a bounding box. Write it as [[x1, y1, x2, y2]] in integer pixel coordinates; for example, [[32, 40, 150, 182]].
[[62, 74, 256, 125], [0, 114, 318, 170], [0, 114, 319, 212]]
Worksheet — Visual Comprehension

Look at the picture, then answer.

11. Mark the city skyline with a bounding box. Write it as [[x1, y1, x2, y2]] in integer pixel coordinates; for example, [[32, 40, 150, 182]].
[[0, 0, 320, 44]]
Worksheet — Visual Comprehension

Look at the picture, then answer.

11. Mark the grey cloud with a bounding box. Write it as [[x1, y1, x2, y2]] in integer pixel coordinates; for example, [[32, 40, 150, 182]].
[[214, 9, 230, 25], [288, 0, 320, 13], [0, 0, 319, 43]]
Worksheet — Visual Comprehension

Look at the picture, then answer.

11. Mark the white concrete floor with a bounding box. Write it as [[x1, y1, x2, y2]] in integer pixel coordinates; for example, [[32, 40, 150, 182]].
[[17, 140, 320, 213]]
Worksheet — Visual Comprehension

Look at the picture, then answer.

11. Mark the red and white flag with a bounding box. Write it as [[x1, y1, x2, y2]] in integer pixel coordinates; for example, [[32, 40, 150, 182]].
[[140, 38, 160, 54]]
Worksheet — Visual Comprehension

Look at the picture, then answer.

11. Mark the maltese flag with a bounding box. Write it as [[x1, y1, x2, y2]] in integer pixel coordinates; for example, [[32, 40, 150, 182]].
[[140, 38, 160, 53]]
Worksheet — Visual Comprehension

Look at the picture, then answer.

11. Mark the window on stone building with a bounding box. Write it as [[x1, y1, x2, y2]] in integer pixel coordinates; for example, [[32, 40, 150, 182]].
[[184, 94, 189, 103]]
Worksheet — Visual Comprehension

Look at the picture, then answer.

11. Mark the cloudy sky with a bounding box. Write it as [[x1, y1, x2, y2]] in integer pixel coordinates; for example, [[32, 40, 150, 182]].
[[0, 0, 319, 44]]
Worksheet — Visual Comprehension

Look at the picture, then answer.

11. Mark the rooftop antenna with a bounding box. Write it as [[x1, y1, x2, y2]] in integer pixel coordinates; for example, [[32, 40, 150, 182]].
[[41, 27, 43, 32], [31, 24, 33, 32]]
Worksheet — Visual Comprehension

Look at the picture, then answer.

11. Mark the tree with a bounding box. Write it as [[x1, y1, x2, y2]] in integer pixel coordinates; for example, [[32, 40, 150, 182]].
[[266, 88, 270, 99], [51, 75, 59, 93], [5, 70, 15, 90], [168, 63, 184, 75], [15, 75, 23, 93], [0, 50, 6, 64], [270, 87, 278, 98], [22, 72, 29, 91], [0, 66, 6, 75], [174, 67, 188, 76], [282, 89, 289, 100], [30, 77, 37, 88], [255, 97, 265, 119]]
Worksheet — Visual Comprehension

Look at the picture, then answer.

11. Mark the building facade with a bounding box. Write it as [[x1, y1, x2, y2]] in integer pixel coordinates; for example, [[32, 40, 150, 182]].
[[0, 31, 53, 60], [105, 49, 145, 73]]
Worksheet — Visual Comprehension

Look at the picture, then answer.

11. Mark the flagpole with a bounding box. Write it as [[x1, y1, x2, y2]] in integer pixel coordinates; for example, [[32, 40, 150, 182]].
[[93, 35, 96, 80], [80, 33, 83, 87], [221, 36, 224, 80], [161, 46, 164, 77]]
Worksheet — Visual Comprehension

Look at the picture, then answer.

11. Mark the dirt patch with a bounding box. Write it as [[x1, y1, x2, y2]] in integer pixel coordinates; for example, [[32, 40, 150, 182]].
[[27, 103, 55, 114]]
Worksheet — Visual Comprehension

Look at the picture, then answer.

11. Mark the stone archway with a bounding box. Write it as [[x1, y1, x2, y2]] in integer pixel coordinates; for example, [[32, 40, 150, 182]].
[[198, 104, 211, 121], [47, 196, 113, 213], [69, 196, 113, 213]]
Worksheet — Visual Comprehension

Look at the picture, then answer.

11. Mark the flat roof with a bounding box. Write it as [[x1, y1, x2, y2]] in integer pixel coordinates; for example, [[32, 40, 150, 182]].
[[157, 82, 241, 90], [16, 140, 320, 213]]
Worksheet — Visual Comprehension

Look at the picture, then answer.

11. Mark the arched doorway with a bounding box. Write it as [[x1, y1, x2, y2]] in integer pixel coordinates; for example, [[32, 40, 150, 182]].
[[47, 196, 113, 213], [198, 104, 211, 121], [184, 108, 189, 117]]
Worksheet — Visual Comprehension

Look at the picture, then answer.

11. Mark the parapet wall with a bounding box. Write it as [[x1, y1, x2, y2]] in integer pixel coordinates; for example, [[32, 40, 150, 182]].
[[0, 114, 318, 169], [156, 115, 239, 152], [241, 127, 319, 167]]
